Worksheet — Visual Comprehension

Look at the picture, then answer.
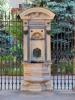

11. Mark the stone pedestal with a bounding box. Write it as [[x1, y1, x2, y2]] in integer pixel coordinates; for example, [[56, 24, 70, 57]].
[[21, 63, 52, 92]]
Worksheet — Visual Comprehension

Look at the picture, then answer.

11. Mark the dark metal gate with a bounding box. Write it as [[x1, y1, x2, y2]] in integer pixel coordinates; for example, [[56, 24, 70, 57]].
[[0, 12, 23, 90], [51, 13, 75, 90]]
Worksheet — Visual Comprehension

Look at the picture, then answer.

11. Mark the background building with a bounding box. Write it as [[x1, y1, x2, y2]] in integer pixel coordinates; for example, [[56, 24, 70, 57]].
[[8, 0, 32, 9]]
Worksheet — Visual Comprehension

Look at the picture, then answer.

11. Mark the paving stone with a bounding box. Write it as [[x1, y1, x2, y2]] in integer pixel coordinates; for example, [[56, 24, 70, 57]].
[[0, 90, 75, 100]]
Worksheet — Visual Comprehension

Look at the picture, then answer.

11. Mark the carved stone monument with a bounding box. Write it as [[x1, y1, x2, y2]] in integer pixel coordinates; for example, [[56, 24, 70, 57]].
[[20, 7, 55, 92]]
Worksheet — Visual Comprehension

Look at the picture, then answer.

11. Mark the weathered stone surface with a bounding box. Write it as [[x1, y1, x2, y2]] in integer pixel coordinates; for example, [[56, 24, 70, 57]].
[[20, 7, 55, 92], [21, 63, 52, 91]]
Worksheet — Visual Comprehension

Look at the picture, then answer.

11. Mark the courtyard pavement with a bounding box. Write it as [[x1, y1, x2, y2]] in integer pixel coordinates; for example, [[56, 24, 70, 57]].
[[0, 90, 75, 100]]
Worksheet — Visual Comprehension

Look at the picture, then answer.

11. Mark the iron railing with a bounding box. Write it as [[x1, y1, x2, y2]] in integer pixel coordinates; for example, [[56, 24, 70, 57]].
[[0, 12, 23, 90]]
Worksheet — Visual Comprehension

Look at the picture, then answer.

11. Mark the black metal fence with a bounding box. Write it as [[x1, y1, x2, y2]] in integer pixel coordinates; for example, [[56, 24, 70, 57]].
[[51, 13, 75, 90], [0, 11, 75, 90], [0, 12, 23, 90]]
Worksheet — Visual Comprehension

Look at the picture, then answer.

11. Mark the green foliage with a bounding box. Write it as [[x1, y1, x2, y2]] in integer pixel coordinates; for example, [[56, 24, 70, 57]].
[[0, 55, 14, 61], [0, 55, 23, 76], [6, 19, 22, 41], [32, 0, 47, 7], [0, 0, 6, 6], [50, 0, 64, 3], [0, 0, 9, 13], [0, 66, 23, 76], [40, 0, 47, 7], [51, 61, 73, 75]]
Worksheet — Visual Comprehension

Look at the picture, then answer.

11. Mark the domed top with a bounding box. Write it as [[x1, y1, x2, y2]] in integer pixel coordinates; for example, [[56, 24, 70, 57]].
[[20, 7, 55, 20]]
